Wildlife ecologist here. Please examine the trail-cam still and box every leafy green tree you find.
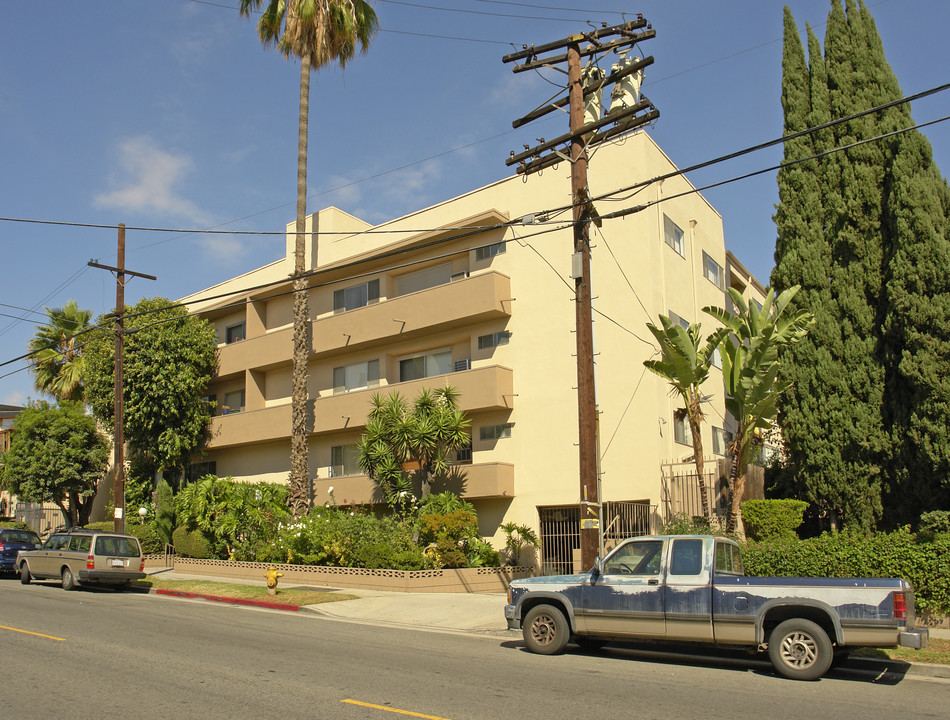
[358,387,471,512]
[27,300,93,402]
[644,317,729,520]
[1,401,109,527]
[155,478,176,545]
[84,297,217,486]
[704,286,813,534]
[240,0,379,517]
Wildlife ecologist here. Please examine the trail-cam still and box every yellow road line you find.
[342,699,454,720]
[0,624,66,641]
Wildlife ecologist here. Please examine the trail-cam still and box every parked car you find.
[505,534,929,680]
[0,528,41,575]
[18,527,145,591]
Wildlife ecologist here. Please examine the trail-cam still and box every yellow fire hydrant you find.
[264,566,283,596]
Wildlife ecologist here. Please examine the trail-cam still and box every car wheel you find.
[61,567,78,591]
[523,604,570,655]
[768,618,832,681]
[20,563,31,585]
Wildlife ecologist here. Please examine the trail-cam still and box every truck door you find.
[663,537,713,641]
[577,538,667,637]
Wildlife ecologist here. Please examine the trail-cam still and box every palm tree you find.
[703,286,813,534]
[240,1,379,517]
[27,300,94,402]
[644,317,729,520]
[358,387,471,513]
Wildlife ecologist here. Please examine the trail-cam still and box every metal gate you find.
[538,501,656,575]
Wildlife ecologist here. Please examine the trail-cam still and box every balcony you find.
[313,461,515,505]
[208,364,514,449]
[215,271,511,378]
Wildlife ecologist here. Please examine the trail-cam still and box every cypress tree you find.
[772,10,852,528]
[881,129,950,523]
[772,1,950,530]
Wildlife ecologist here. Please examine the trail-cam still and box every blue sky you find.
[2,0,948,406]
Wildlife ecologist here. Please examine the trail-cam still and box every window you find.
[711,346,722,369]
[187,461,217,483]
[751,298,763,314]
[664,215,685,257]
[478,331,510,350]
[333,359,380,394]
[673,413,692,446]
[480,424,512,441]
[330,444,361,477]
[225,322,245,344]
[396,263,451,296]
[455,437,472,463]
[668,311,690,330]
[333,279,380,313]
[68,535,92,552]
[703,251,725,289]
[475,241,506,261]
[715,541,743,574]
[222,389,244,414]
[712,427,734,456]
[670,538,703,576]
[603,539,663,575]
[399,349,452,382]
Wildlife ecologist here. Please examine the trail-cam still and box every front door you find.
[577,538,667,637]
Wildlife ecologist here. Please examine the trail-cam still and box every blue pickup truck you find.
[505,534,929,680]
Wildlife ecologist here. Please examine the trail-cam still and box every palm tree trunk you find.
[687,395,710,521]
[289,53,313,517]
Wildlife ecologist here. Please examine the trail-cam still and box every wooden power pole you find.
[89,224,156,534]
[503,18,658,570]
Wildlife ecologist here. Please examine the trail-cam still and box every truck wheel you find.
[768,618,832,681]
[61,567,78,591]
[523,604,570,655]
[20,563,31,585]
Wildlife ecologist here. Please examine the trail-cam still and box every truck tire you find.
[523,604,570,655]
[768,618,833,681]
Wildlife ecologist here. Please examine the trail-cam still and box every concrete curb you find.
[153,587,300,612]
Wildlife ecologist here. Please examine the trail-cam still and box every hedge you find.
[742,527,950,615]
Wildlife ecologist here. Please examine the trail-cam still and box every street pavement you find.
[145,567,950,678]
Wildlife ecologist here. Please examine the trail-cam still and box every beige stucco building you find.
[180,132,766,572]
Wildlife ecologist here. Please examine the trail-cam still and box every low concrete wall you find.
[144,555,533,594]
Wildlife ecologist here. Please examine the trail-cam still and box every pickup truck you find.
[504,534,929,680]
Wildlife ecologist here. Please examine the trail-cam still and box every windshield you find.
[0,530,40,544]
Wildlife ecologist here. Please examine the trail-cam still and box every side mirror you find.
[590,557,603,580]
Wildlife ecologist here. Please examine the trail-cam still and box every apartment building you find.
[180,132,765,572]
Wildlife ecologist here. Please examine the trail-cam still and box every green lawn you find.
[133,577,358,607]
[854,638,950,666]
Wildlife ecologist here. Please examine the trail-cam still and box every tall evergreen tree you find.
[881,129,950,522]
[773,0,949,529]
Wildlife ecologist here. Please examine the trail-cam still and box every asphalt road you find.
[1,578,947,720]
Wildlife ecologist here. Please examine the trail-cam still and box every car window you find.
[44,535,69,551]
[715,542,743,574]
[670,538,703,576]
[95,536,140,557]
[603,540,663,576]
[1,530,40,543]
[68,535,92,552]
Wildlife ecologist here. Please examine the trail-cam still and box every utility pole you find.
[503,18,658,570]
[89,224,156,534]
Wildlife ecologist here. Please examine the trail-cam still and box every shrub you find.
[172,526,213,559]
[742,528,950,615]
[741,499,807,542]
[0,521,32,531]
[918,510,950,540]
[126,521,164,554]
[84,521,116,532]
[155,479,175,545]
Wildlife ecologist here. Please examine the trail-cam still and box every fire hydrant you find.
[264,566,283,596]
